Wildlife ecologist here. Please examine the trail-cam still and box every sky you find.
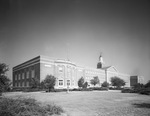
[0,0,150,83]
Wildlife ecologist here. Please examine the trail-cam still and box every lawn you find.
[3,90,150,116]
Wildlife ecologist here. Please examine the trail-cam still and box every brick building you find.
[13,55,131,89]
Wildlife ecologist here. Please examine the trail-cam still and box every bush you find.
[101,81,109,87]
[0,97,64,116]
[70,88,92,91]
[71,88,80,91]
[83,82,88,89]
[23,88,44,92]
[110,76,125,88]
[45,89,68,92]
[90,76,100,86]
[145,80,150,88]
[81,88,93,91]
[90,87,108,91]
[78,77,85,88]
[42,75,56,92]
[121,87,150,95]
[121,88,133,93]
[139,88,150,95]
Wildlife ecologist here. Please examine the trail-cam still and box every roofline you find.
[13,56,40,69]
[101,66,118,72]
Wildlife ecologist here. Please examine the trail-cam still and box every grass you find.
[0,97,64,116]
[3,90,150,116]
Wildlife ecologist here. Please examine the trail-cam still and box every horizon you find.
[0,0,150,83]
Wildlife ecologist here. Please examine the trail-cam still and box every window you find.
[22,82,24,87]
[22,73,24,79]
[26,71,29,78]
[18,82,20,87]
[59,80,63,86]
[15,75,17,80]
[67,80,70,86]
[31,70,35,78]
[18,74,20,80]
[72,80,74,86]
[67,67,71,78]
[59,67,63,72]
[26,81,29,87]
[15,83,17,87]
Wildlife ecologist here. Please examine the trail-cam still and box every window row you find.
[58,80,73,86]
[85,71,104,75]
[14,81,29,87]
[14,70,35,80]
[58,67,76,73]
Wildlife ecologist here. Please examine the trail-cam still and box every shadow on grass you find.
[133,103,150,108]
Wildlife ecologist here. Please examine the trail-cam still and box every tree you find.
[90,76,100,86]
[42,75,56,92]
[145,80,150,88]
[0,63,11,95]
[30,77,40,89]
[78,77,84,88]
[133,83,144,89]
[83,82,88,89]
[101,81,109,87]
[110,76,125,88]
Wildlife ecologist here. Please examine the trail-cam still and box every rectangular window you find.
[15,75,17,80]
[22,73,24,79]
[59,67,63,72]
[31,70,35,78]
[18,74,20,80]
[67,67,71,78]
[22,82,24,87]
[26,81,29,87]
[67,80,70,86]
[26,71,29,78]
[72,80,74,86]
[59,80,63,86]
[15,83,17,87]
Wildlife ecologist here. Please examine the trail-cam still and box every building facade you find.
[130,76,144,87]
[13,55,131,89]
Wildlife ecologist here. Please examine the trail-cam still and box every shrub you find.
[42,75,56,92]
[30,78,40,89]
[139,88,150,95]
[70,88,92,91]
[145,80,150,88]
[22,88,43,92]
[0,63,11,95]
[90,87,108,91]
[81,88,93,91]
[0,97,64,116]
[133,83,144,89]
[101,81,109,87]
[71,88,80,91]
[121,87,150,95]
[83,82,88,89]
[78,77,85,88]
[121,88,133,93]
[45,89,68,92]
[90,76,100,86]
[110,76,125,88]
